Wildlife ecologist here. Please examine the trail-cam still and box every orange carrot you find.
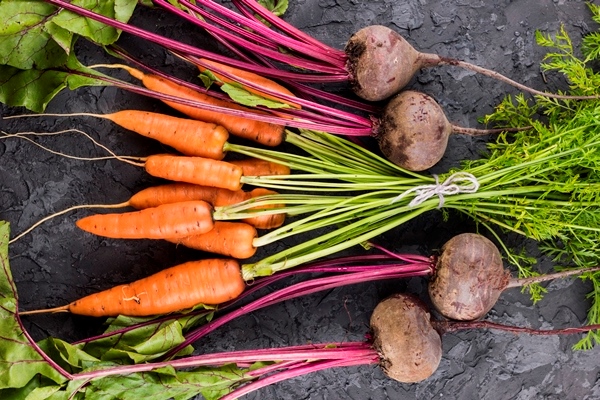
[198,58,301,109]
[12,183,285,244]
[124,66,285,146]
[129,185,285,229]
[20,259,245,317]
[229,158,291,177]
[244,188,286,229]
[128,183,242,209]
[144,154,244,191]
[167,221,257,259]
[76,200,214,239]
[107,110,229,159]
[4,110,229,159]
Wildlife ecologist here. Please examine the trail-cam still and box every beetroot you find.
[428,233,511,321]
[370,293,442,383]
[377,90,453,171]
[345,25,439,102]
[376,90,521,171]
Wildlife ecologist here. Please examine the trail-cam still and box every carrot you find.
[10,183,285,244]
[106,110,229,159]
[123,66,285,146]
[128,183,240,209]
[4,111,230,159]
[20,259,245,317]
[197,58,301,109]
[167,221,257,259]
[76,200,214,239]
[144,154,244,191]
[228,158,291,177]
[244,188,286,230]
[131,184,286,229]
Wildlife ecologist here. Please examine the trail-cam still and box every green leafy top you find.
[258,0,289,17]
[0,222,68,391]
[0,0,138,70]
[0,0,140,112]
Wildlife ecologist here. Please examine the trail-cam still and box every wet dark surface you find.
[1,0,600,399]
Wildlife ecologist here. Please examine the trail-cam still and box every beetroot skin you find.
[345,25,423,102]
[377,90,453,171]
[370,293,442,383]
[428,233,511,321]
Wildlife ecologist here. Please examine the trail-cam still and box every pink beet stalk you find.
[68,320,600,397]
[229,0,345,56]
[163,0,347,69]
[219,347,378,400]
[43,0,383,137]
[161,260,433,359]
[72,253,428,347]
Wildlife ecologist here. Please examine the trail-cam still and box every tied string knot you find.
[392,172,480,208]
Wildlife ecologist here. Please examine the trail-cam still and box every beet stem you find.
[506,265,600,289]
[162,263,431,359]
[175,0,347,69]
[220,353,378,400]
[46,0,348,83]
[231,0,346,57]
[156,0,345,72]
[72,343,377,381]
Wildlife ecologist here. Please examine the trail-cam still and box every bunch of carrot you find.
[9,60,315,318]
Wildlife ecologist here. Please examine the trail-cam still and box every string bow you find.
[392,172,480,208]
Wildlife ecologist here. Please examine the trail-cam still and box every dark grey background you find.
[1,0,599,399]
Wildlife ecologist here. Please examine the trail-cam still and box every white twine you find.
[392,172,480,208]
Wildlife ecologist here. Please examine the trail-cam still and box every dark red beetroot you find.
[378,90,453,171]
[376,90,523,171]
[345,25,440,102]
[428,233,511,321]
[370,293,442,383]
[344,25,599,102]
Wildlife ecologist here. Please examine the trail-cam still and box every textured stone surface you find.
[1,0,599,399]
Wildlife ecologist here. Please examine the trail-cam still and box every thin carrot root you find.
[20,259,246,317]
[166,221,258,259]
[120,65,285,146]
[9,202,130,244]
[144,154,244,191]
[5,111,230,159]
[229,158,291,177]
[0,129,144,166]
[19,305,70,315]
[76,200,214,239]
